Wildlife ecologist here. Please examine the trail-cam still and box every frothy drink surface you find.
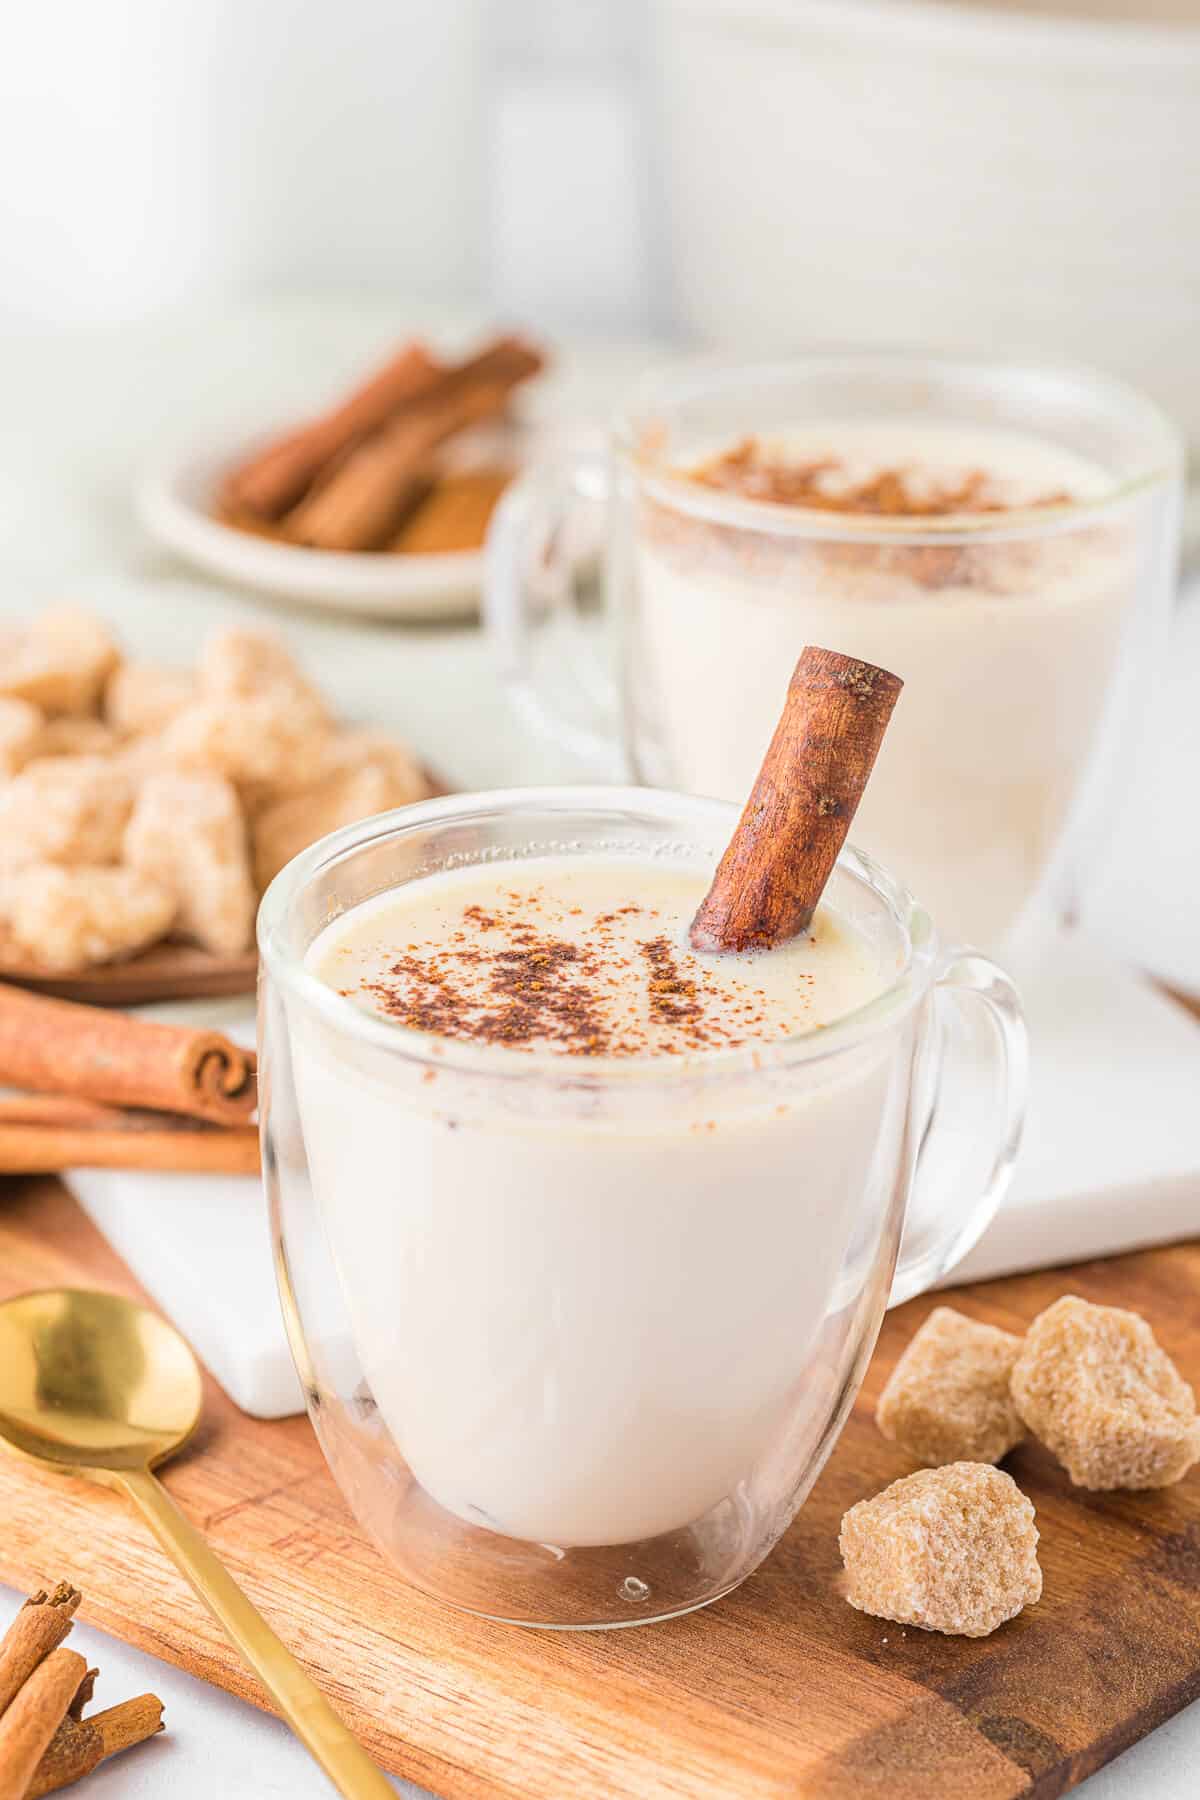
[295,855,899,1548]
[310,858,880,1058]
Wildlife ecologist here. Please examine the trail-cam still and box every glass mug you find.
[487,354,1182,951]
[258,786,1027,1629]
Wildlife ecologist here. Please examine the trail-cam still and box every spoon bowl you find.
[0,1288,202,1474]
[0,1285,394,1798]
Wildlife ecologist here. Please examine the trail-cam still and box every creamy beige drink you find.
[635,420,1129,946]
[294,854,897,1549]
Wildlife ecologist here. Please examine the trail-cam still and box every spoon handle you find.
[119,1467,397,1799]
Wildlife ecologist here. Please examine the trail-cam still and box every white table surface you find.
[1,298,1198,1799]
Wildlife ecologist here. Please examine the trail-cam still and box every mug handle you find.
[486,445,622,770]
[889,949,1028,1307]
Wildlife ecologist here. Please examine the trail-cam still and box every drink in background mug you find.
[487,355,1182,950]
[259,787,1026,1627]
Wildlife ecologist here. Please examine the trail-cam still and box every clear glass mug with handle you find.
[258,785,1027,1629]
[487,354,1182,951]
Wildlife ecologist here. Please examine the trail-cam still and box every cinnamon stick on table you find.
[29,1693,165,1799]
[0,983,256,1126]
[0,1583,164,1799]
[690,646,903,954]
[0,1648,88,1800]
[222,339,444,520]
[0,1104,261,1177]
[0,1587,80,1718]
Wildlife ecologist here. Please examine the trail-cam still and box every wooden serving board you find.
[0,1178,1198,1799]
[0,942,260,1007]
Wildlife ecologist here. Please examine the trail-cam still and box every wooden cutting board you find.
[0,1178,1198,1799]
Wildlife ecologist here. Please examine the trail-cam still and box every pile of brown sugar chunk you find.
[840,1295,1200,1638]
[0,609,431,972]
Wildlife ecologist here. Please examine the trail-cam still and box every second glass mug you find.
[487,353,1182,951]
[259,786,1027,1628]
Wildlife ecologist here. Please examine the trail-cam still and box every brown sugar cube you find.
[160,695,331,803]
[877,1306,1025,1466]
[198,626,331,725]
[105,661,195,736]
[315,727,431,795]
[114,730,171,784]
[0,863,176,972]
[0,755,132,869]
[0,606,120,715]
[252,757,427,891]
[0,698,43,777]
[124,770,256,956]
[840,1462,1042,1638]
[35,715,121,758]
[1011,1295,1200,1489]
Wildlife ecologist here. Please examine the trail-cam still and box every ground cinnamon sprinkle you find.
[350,891,778,1056]
[640,438,1100,595]
[690,438,1072,517]
[640,936,702,1030]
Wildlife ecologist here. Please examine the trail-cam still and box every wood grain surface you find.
[0,1178,1197,1799]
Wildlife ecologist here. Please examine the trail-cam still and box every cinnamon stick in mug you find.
[690,646,902,954]
[0,984,257,1125]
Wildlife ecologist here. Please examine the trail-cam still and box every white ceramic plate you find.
[135,441,492,621]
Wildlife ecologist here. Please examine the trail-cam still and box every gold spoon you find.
[0,1287,395,1799]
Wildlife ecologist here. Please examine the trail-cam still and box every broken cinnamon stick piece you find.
[690,646,903,954]
[0,1586,80,1718]
[0,1648,87,1800]
[0,984,256,1126]
[28,1693,164,1799]
[222,340,444,520]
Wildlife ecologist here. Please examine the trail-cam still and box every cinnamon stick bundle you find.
[286,335,545,552]
[690,646,903,954]
[286,382,505,551]
[222,339,443,520]
[0,1583,163,1799]
[0,984,256,1127]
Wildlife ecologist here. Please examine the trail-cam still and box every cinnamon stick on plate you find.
[222,339,444,520]
[286,335,545,552]
[0,983,257,1126]
[690,646,903,954]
